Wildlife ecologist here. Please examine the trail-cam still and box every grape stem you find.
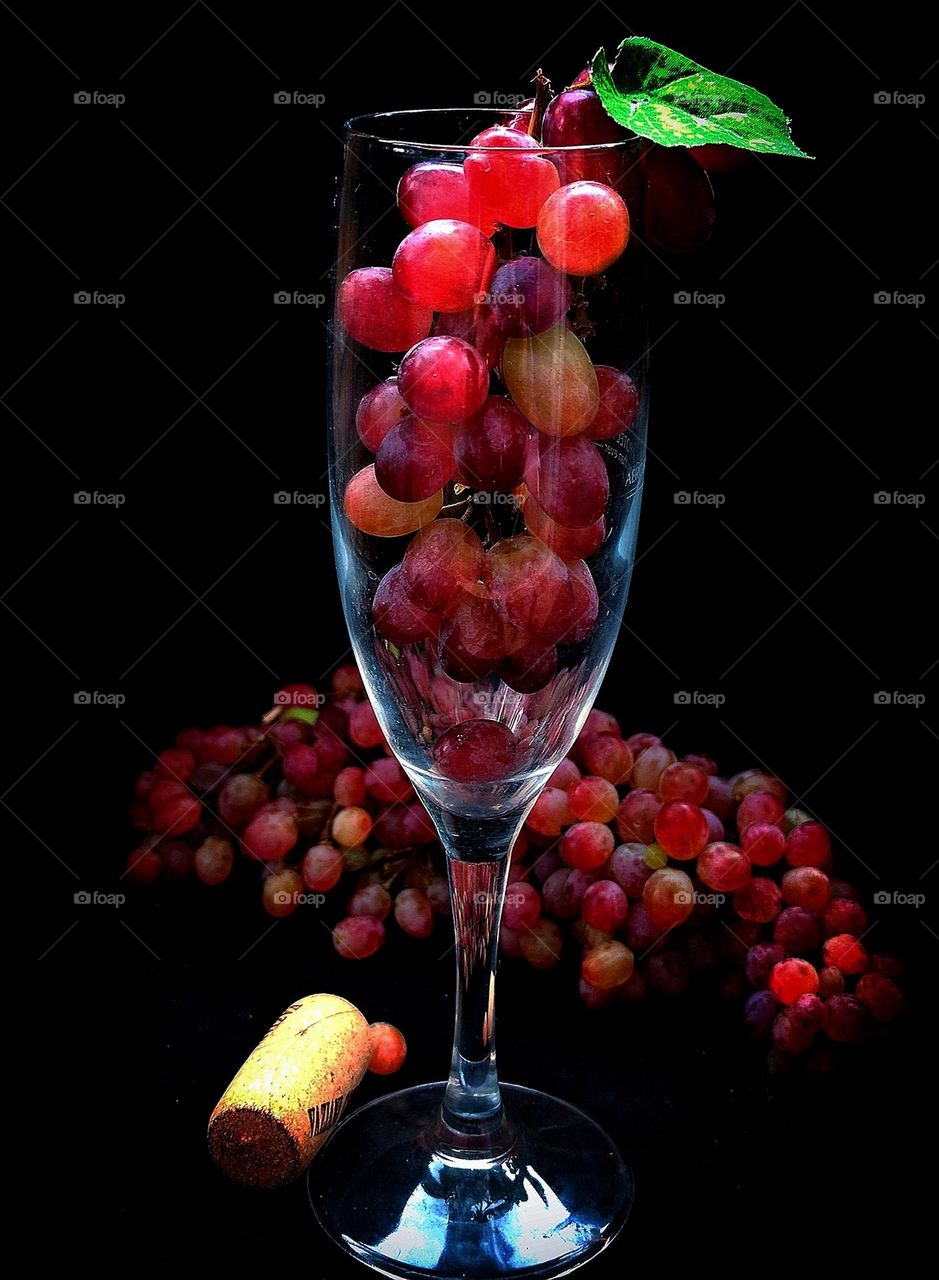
[527,68,552,140]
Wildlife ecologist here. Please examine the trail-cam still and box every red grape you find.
[819,897,868,938]
[561,559,599,644]
[642,867,695,929]
[487,536,575,645]
[126,846,161,885]
[263,867,303,918]
[541,89,629,185]
[582,879,628,932]
[745,989,781,1039]
[283,744,323,795]
[733,877,782,923]
[395,887,435,938]
[786,821,831,867]
[367,1022,407,1074]
[218,773,268,827]
[585,366,639,440]
[344,464,442,537]
[615,788,663,844]
[523,495,605,559]
[497,642,558,694]
[569,776,619,824]
[333,915,385,959]
[658,761,709,805]
[823,994,867,1042]
[464,128,560,228]
[855,972,904,1022]
[610,843,653,897]
[537,181,629,275]
[781,866,830,910]
[503,882,542,930]
[697,842,752,892]
[560,821,615,870]
[398,162,494,233]
[821,933,868,975]
[356,379,408,452]
[736,791,785,832]
[348,883,392,921]
[520,917,563,969]
[769,957,819,1005]
[741,821,786,867]
[332,806,372,847]
[773,906,823,952]
[372,564,442,646]
[524,434,609,527]
[432,719,517,782]
[487,257,571,338]
[653,801,709,861]
[334,767,367,808]
[746,941,787,989]
[581,939,634,989]
[242,808,298,861]
[398,335,489,423]
[453,396,529,491]
[393,219,496,313]
[363,758,413,806]
[194,835,233,886]
[302,844,343,892]
[338,267,432,351]
[643,146,715,254]
[375,417,455,503]
[527,786,573,837]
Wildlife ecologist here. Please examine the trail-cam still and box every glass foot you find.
[308,1082,633,1280]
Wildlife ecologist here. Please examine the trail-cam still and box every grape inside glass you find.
[310,108,647,1280]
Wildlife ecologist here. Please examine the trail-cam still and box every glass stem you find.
[434,814,520,1138]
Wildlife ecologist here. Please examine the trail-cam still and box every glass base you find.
[308,1082,633,1280]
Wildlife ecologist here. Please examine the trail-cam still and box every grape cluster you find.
[126,663,905,1067]
[127,670,448,958]
[337,79,652,786]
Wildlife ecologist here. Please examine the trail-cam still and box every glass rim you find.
[344,107,636,154]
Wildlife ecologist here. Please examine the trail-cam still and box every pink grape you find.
[398,335,489,424]
[395,887,434,938]
[464,127,560,228]
[487,536,575,644]
[373,564,442,645]
[356,379,408,451]
[769,957,819,1005]
[653,801,708,861]
[742,821,786,866]
[282,744,322,794]
[582,879,629,932]
[348,701,385,749]
[332,806,372,847]
[397,162,494,234]
[541,89,629,185]
[585,366,639,440]
[610,843,653,897]
[524,433,609,527]
[453,396,529,491]
[487,257,571,338]
[348,884,392,921]
[736,790,785,832]
[194,835,233,886]
[527,787,573,837]
[822,933,868,975]
[537,181,630,276]
[432,719,518,782]
[439,587,507,681]
[781,866,830,910]
[697,842,752,892]
[548,758,580,791]
[338,267,432,351]
[375,417,455,503]
[334,767,367,808]
[402,519,485,612]
[560,821,615,870]
[503,882,542,930]
[733,877,782,924]
[333,915,385,959]
[344,464,442,537]
[218,773,268,827]
[581,939,634,989]
[504,325,599,438]
[642,867,695,930]
[523,495,605,559]
[392,219,496,313]
[263,868,303,918]
[658,762,709,805]
[368,1022,408,1074]
[302,844,343,892]
[364,758,414,805]
[580,733,633,785]
[569,776,619,824]
[615,789,663,845]
[786,821,831,867]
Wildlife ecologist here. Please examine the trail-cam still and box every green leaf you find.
[591,37,811,158]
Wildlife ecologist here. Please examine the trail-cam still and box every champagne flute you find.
[310,108,647,1280]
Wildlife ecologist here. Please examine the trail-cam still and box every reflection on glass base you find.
[308,1083,633,1280]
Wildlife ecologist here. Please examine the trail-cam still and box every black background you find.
[6,1,936,1270]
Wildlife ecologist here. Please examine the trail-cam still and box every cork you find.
[208,993,371,1189]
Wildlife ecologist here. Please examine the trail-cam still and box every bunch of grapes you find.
[126,664,905,1067]
[335,68,719,786]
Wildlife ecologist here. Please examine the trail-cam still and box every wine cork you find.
[208,993,371,1189]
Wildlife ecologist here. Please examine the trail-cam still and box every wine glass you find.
[309,108,648,1280]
